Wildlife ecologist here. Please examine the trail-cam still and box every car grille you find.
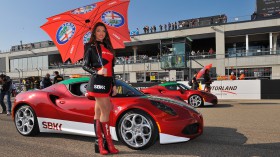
[182,123,199,135]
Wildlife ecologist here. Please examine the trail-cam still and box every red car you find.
[12,78,203,150]
[141,82,218,108]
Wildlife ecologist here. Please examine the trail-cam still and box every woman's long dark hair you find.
[89,22,115,55]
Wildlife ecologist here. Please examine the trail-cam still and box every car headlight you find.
[150,100,177,116]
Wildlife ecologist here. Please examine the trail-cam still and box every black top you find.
[42,77,52,88]
[53,75,64,84]
[1,76,12,92]
[82,42,116,86]
[204,74,211,85]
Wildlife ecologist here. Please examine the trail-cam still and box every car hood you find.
[145,95,199,113]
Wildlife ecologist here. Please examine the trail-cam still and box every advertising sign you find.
[179,80,261,99]
[256,0,280,17]
[210,80,261,99]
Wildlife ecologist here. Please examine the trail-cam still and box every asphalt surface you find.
[1,99,280,157]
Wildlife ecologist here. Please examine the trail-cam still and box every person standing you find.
[0,74,12,115]
[191,72,199,90]
[239,70,245,80]
[203,69,212,92]
[230,72,236,80]
[53,71,64,84]
[159,24,163,31]
[42,73,52,89]
[83,22,118,155]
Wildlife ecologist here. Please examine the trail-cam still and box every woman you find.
[83,22,118,155]
[203,69,212,92]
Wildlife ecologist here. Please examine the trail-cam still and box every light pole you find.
[35,68,40,76]
[15,68,20,80]
[19,69,23,78]
[39,68,42,77]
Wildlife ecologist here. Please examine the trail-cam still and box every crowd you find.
[142,21,180,34]
[0,71,64,116]
[191,48,215,56]
[140,14,227,35]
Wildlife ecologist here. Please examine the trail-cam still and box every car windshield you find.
[115,81,144,97]
[178,83,190,90]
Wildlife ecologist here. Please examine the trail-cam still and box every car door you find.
[55,82,95,124]
[164,84,182,97]
[53,82,95,135]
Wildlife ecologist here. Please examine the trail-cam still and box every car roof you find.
[159,82,178,86]
[59,77,90,85]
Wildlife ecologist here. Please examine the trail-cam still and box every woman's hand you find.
[97,67,107,76]
[112,86,117,96]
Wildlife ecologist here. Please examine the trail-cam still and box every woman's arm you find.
[82,44,102,74]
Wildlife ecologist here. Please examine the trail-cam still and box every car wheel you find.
[14,105,39,136]
[189,95,204,107]
[117,110,158,150]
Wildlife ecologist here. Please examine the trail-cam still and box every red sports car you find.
[12,78,203,150]
[141,82,218,108]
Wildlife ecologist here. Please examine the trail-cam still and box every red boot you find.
[101,122,119,154]
[95,120,108,155]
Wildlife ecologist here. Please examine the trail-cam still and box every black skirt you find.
[87,74,113,97]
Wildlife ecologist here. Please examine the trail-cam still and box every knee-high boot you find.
[95,120,108,155]
[100,122,119,154]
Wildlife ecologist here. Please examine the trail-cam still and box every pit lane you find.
[0,99,280,157]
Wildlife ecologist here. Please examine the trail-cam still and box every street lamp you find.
[35,68,40,76]
[39,68,42,77]
[19,69,23,78]
[15,68,20,79]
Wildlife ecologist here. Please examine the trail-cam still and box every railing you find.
[225,50,280,58]
[131,15,252,36]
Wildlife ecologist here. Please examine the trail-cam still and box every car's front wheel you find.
[14,105,39,136]
[117,110,158,150]
[189,95,204,107]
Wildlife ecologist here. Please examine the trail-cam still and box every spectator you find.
[230,72,236,80]
[251,12,257,20]
[168,22,171,30]
[219,15,223,23]
[223,15,227,23]
[0,74,12,115]
[164,24,167,31]
[174,22,177,29]
[181,21,185,28]
[203,69,212,92]
[209,48,214,55]
[143,27,146,34]
[172,23,175,30]
[136,28,139,35]
[191,72,199,90]
[150,26,153,33]
[210,17,214,25]
[42,73,52,88]
[159,24,163,31]
[239,70,245,80]
[191,50,196,56]
[146,26,149,33]
[153,25,156,32]
[53,71,64,84]
[196,18,200,26]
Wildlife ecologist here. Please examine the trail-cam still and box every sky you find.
[0,0,255,52]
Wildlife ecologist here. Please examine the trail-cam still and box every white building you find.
[1,17,280,82]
